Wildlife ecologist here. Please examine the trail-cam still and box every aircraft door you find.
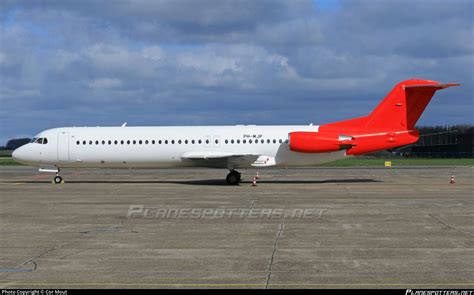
[57,131,70,161]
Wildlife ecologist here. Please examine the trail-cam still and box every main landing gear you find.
[226,170,241,185]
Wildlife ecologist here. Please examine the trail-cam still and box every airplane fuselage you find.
[12,79,459,184]
[14,125,346,169]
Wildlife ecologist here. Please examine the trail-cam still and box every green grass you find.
[0,157,24,166]
[322,157,474,167]
[0,156,472,167]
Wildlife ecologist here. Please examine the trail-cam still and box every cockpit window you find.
[33,137,48,144]
[30,138,37,143]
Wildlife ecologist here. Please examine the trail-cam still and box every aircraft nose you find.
[12,145,28,163]
[12,147,21,160]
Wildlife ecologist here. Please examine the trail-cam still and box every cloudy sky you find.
[0,0,472,144]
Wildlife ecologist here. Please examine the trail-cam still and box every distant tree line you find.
[0,138,31,150]
[416,125,473,135]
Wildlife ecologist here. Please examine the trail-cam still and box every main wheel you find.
[53,175,63,184]
[226,171,240,185]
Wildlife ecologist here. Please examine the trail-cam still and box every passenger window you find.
[231,139,234,144]
[165,140,168,144]
[279,139,283,143]
[95,140,99,145]
[108,140,111,145]
[205,139,209,144]
[121,140,124,145]
[191,140,195,144]
[249,139,252,143]
[185,140,188,144]
[89,140,93,145]
[152,140,155,144]
[225,139,228,144]
[198,140,202,144]
[178,140,182,144]
[76,141,80,145]
[127,140,131,145]
[171,140,175,144]
[273,139,276,144]
[159,140,162,144]
[237,139,240,144]
[102,140,105,145]
[139,140,142,144]
[145,140,148,144]
[215,139,218,144]
[267,139,270,144]
[114,140,118,145]
[261,139,264,143]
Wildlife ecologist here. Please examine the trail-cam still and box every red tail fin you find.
[365,79,459,131]
[317,79,460,155]
[321,79,460,134]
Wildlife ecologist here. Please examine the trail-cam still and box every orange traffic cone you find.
[252,176,257,187]
[450,175,455,184]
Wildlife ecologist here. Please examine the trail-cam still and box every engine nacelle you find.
[289,132,353,153]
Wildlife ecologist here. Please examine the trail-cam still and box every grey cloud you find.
[0,0,472,144]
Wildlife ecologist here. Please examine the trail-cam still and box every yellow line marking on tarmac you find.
[1,282,473,287]
[0,182,24,185]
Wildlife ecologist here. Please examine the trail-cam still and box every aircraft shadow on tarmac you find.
[14,178,382,186]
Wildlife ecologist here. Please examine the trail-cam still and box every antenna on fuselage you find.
[121,122,127,127]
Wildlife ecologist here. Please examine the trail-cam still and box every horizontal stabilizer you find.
[404,83,460,90]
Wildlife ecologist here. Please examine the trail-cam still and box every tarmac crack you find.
[80,223,121,234]
[12,221,131,273]
[427,213,474,237]
[264,221,284,289]
[249,200,256,210]
[16,240,72,272]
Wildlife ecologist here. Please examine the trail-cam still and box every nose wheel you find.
[53,175,63,184]
[52,168,63,184]
[226,170,241,185]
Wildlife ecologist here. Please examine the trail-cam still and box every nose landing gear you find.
[226,170,241,185]
[39,167,63,184]
[53,175,63,184]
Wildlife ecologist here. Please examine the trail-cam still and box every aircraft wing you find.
[180,151,275,169]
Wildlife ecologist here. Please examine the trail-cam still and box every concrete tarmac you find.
[0,166,472,288]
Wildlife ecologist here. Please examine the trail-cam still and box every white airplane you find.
[13,79,459,185]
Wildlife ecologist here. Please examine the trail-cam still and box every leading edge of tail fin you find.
[365,79,460,131]
[320,79,460,133]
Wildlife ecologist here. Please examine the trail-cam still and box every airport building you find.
[395,126,474,158]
